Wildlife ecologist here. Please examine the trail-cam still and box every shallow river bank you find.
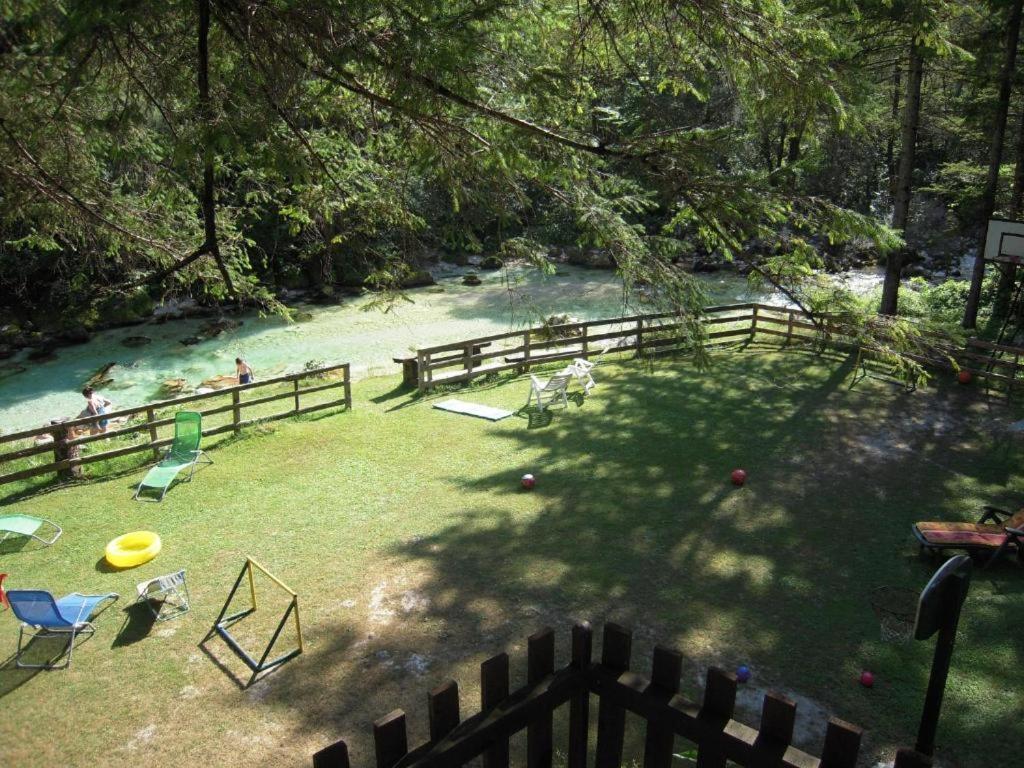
[0,264,882,433]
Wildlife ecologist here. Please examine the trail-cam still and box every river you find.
[0,263,883,434]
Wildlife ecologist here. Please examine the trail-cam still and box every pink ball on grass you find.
[521,474,536,490]
[731,469,747,487]
[860,670,875,688]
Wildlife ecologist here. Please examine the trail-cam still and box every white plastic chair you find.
[135,569,190,622]
[526,373,572,410]
[565,358,596,394]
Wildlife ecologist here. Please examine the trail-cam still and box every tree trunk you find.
[964,0,1024,328]
[886,62,902,202]
[786,120,804,165]
[197,0,235,296]
[880,41,924,316]
[994,112,1024,318]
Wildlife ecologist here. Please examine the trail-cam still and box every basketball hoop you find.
[870,586,918,643]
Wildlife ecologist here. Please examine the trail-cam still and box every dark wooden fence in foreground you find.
[0,362,352,486]
[413,303,1024,393]
[314,623,932,768]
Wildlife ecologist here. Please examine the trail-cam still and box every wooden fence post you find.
[428,679,461,743]
[481,653,510,768]
[293,379,300,412]
[373,710,409,768]
[786,311,795,344]
[50,419,82,481]
[313,740,350,768]
[752,692,797,766]
[527,628,555,768]
[819,718,862,768]
[463,343,474,375]
[146,406,159,458]
[343,364,352,409]
[569,623,593,768]
[416,351,427,393]
[595,623,632,768]
[582,324,590,357]
[523,331,532,373]
[635,318,644,357]
[751,305,759,341]
[643,646,683,768]
[232,389,242,433]
[695,667,736,768]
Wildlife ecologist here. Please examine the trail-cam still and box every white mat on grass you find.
[434,399,513,421]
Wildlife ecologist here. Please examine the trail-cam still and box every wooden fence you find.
[413,303,1024,393]
[0,362,352,487]
[314,623,933,768]
[414,304,756,391]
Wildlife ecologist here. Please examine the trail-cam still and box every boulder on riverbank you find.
[84,362,117,389]
[200,374,238,390]
[157,378,191,398]
[199,318,243,339]
[399,270,436,288]
[462,273,483,286]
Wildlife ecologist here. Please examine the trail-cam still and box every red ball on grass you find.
[731,469,747,487]
[859,670,875,688]
[957,370,972,385]
[521,473,536,490]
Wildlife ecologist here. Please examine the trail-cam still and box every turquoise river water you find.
[0,263,881,434]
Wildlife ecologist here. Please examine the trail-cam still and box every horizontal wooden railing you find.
[415,304,756,391]
[0,362,352,487]
[413,303,1024,393]
[314,623,933,768]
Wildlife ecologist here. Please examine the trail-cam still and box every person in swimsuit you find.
[235,358,254,384]
[82,387,112,434]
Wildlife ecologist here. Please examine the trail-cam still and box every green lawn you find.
[1,347,1021,768]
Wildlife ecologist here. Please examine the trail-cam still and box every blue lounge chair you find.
[6,589,119,669]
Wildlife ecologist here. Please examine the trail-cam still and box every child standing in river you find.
[235,358,255,384]
[82,387,112,434]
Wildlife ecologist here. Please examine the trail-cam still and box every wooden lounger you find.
[913,506,1024,567]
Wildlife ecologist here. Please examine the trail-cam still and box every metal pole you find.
[915,590,965,756]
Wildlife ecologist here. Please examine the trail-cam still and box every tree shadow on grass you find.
[247,349,1022,767]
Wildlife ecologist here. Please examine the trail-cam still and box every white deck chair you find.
[563,358,596,394]
[526,373,572,410]
[135,569,190,622]
[562,337,625,395]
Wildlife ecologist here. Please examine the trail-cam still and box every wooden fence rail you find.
[415,305,756,391]
[314,623,933,768]
[0,362,352,486]
[413,303,1024,393]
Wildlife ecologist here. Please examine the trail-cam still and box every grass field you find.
[1,346,1022,768]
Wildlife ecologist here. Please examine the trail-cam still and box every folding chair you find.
[0,514,62,546]
[135,569,190,621]
[561,358,596,394]
[135,411,212,501]
[6,589,119,669]
[526,373,572,410]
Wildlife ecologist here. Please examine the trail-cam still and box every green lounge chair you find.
[134,412,212,501]
[0,514,62,546]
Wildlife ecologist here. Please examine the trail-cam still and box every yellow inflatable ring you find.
[105,531,162,568]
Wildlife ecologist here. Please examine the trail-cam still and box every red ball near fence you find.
[521,473,536,490]
[731,469,747,487]
[859,670,874,688]
[958,370,972,385]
